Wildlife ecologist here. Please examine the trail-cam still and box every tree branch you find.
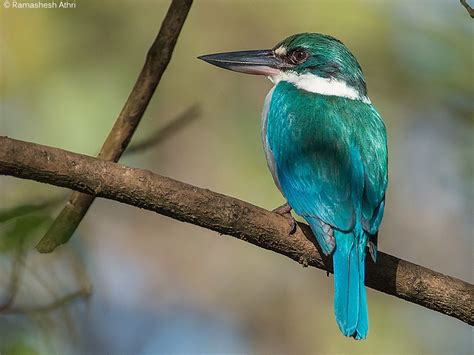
[1,289,91,315]
[0,248,91,315]
[126,105,200,155]
[36,0,194,253]
[460,0,474,17]
[0,243,25,312]
[0,136,472,325]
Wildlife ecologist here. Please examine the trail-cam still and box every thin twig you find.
[0,195,64,223]
[0,235,91,315]
[460,0,474,17]
[1,288,91,315]
[0,136,472,325]
[13,252,91,316]
[0,242,25,311]
[36,0,193,253]
[126,105,200,155]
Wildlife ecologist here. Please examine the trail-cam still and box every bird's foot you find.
[272,203,297,235]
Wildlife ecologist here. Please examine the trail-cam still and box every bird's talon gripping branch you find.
[272,202,297,235]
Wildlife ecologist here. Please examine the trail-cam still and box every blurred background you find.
[0,0,472,354]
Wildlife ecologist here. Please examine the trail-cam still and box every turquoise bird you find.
[199,33,388,339]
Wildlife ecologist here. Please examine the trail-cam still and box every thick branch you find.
[0,136,472,325]
[37,0,193,253]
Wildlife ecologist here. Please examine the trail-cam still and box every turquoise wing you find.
[344,100,388,235]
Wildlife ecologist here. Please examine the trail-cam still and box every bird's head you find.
[199,33,368,102]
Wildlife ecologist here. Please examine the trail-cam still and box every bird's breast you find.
[261,86,282,191]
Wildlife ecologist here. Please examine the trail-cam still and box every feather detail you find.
[306,216,335,255]
[333,228,369,339]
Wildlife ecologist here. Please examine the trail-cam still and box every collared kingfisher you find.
[199,33,388,340]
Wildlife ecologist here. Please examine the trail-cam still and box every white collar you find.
[268,71,371,104]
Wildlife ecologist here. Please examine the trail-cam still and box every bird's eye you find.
[290,49,308,64]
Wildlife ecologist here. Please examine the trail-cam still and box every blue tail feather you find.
[333,229,369,339]
[355,237,368,339]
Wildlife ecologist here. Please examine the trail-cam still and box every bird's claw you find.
[272,203,297,235]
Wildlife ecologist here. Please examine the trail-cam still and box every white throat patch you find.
[268,71,370,104]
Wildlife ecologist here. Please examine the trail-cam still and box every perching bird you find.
[199,33,388,340]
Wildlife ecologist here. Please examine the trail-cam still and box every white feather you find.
[268,71,371,104]
[274,46,287,56]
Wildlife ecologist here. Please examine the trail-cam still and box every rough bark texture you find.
[1,136,472,326]
[36,0,194,253]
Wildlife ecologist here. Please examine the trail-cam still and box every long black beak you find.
[198,49,282,76]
